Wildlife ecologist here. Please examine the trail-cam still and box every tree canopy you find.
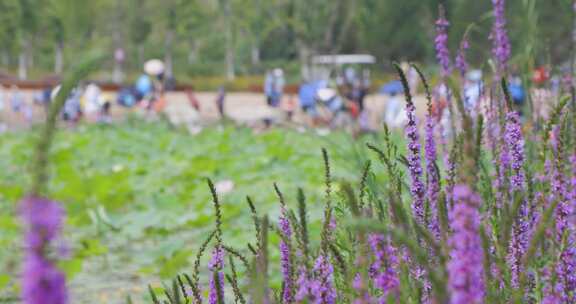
[0,0,573,80]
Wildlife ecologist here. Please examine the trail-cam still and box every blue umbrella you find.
[379,80,404,95]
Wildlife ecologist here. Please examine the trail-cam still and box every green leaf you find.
[58,258,83,279]
[0,274,10,289]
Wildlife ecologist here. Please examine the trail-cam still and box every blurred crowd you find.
[0,61,569,135]
[262,62,570,135]
[0,63,174,131]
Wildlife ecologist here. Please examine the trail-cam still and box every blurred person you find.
[527,66,549,121]
[0,85,5,132]
[10,85,24,114]
[10,85,32,125]
[532,66,549,87]
[341,67,362,116]
[83,83,102,121]
[358,110,371,132]
[61,88,83,125]
[346,97,360,119]
[152,93,167,113]
[434,84,451,138]
[117,86,137,107]
[133,73,154,114]
[33,85,52,117]
[463,70,483,112]
[357,69,371,112]
[401,62,419,95]
[186,87,201,111]
[264,68,285,107]
[316,87,350,128]
[0,97,4,128]
[561,69,573,93]
[433,84,449,118]
[141,73,166,117]
[281,94,296,121]
[298,81,321,126]
[509,75,525,115]
[340,67,355,104]
[98,98,112,124]
[135,73,154,102]
[264,71,272,104]
[358,73,375,133]
[384,91,406,128]
[344,66,356,84]
[216,85,226,119]
[550,74,561,97]
[0,85,5,112]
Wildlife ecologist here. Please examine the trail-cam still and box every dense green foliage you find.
[0,121,390,301]
[0,0,573,80]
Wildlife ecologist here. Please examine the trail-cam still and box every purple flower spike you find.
[23,254,68,304]
[504,111,525,190]
[352,273,373,304]
[542,266,563,304]
[405,99,426,224]
[278,206,294,303]
[368,233,399,300]
[503,110,528,287]
[570,154,576,207]
[425,114,440,239]
[208,245,225,304]
[435,6,451,78]
[490,0,511,74]
[310,254,336,304]
[507,215,529,288]
[21,196,68,304]
[556,243,576,303]
[295,265,310,301]
[21,196,65,250]
[447,185,485,304]
[296,256,336,304]
[494,126,510,210]
[552,163,576,302]
[455,36,470,78]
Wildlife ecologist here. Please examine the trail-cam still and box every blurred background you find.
[0,1,575,302]
[0,0,572,87]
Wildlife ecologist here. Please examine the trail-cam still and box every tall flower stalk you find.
[414,65,441,239]
[504,111,525,190]
[367,233,399,300]
[490,0,511,75]
[394,63,425,224]
[503,110,529,288]
[352,273,373,304]
[275,184,294,303]
[435,5,451,78]
[433,5,455,205]
[295,254,336,304]
[310,254,337,304]
[207,178,225,304]
[549,132,576,303]
[541,266,562,304]
[455,35,470,79]
[20,52,103,304]
[447,185,485,304]
[208,246,225,304]
[21,197,68,304]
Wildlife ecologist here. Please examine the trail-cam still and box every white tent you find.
[311,54,376,65]
[308,54,376,82]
